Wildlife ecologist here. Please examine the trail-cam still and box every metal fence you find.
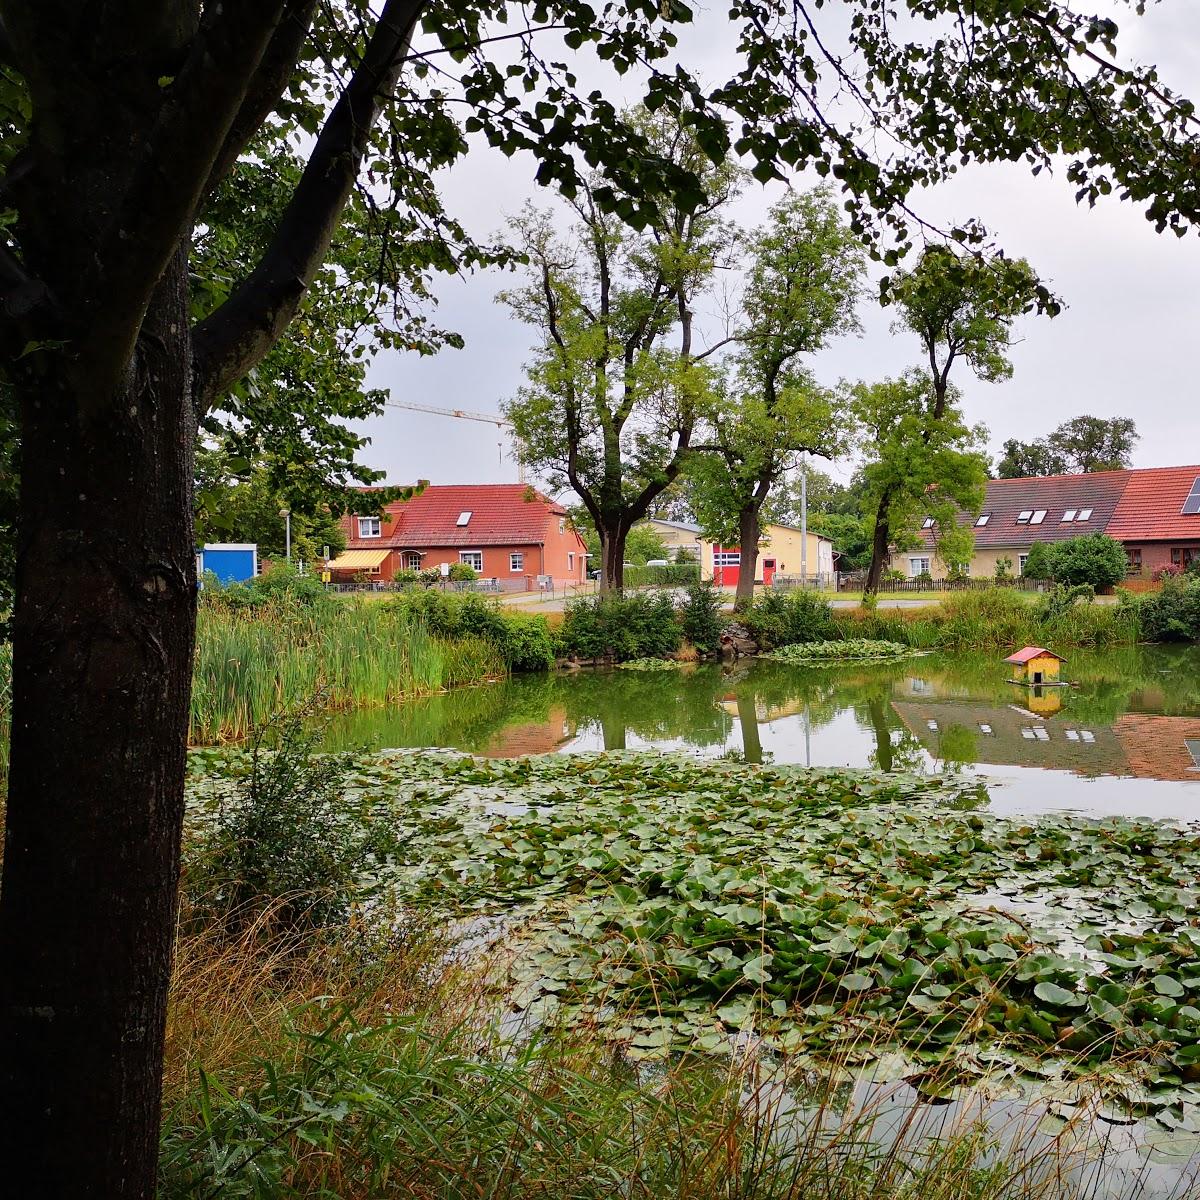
[830,573,1046,594]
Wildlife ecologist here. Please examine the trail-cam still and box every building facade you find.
[331,483,587,589]
[891,465,1200,581]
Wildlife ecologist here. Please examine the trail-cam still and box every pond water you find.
[320,643,1200,820]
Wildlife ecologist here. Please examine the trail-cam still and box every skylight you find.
[456,511,472,526]
[975,514,990,527]
[1077,508,1093,521]
[1030,510,1047,525]
[1062,509,1077,522]
[1016,510,1033,524]
[921,516,935,529]
[1182,477,1200,516]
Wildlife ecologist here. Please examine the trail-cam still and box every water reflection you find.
[319,644,1200,817]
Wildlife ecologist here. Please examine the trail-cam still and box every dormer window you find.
[456,511,472,527]
[975,514,990,527]
[357,516,381,538]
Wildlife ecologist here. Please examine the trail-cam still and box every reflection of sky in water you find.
[320,645,1200,821]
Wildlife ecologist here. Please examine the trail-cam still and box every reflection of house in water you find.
[482,706,576,757]
[1113,715,1200,782]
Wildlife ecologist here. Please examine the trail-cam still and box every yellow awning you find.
[328,549,390,570]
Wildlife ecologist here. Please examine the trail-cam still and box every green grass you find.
[191,597,503,744]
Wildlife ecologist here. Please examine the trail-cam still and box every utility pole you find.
[799,457,808,588]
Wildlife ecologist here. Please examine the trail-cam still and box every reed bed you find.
[191,598,503,744]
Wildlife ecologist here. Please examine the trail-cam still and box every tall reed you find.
[191,597,502,744]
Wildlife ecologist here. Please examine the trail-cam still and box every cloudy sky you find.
[352,2,1200,494]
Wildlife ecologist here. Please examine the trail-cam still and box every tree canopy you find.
[997,416,1139,477]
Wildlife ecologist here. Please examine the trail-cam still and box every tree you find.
[851,372,989,585]
[1023,541,1055,581]
[503,111,738,592]
[864,246,1045,591]
[689,189,863,605]
[2,2,1199,1192]
[995,438,1070,479]
[996,417,1139,477]
[1047,533,1129,589]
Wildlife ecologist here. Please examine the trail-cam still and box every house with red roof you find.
[329,484,587,589]
[893,464,1200,580]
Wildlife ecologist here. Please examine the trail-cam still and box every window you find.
[1077,508,1093,522]
[509,553,524,572]
[1016,511,1033,524]
[1030,510,1047,525]
[456,511,472,527]
[714,551,742,566]
[975,514,991,527]
[1181,477,1200,516]
[1185,739,1200,770]
[1171,548,1197,567]
[909,556,931,577]
[459,551,483,572]
[921,516,935,529]
[559,519,566,534]
[403,551,421,570]
[1127,548,1142,572]
[1062,509,1077,522]
[1080,730,1095,744]
[568,552,575,572]
[1018,554,1029,575]
[357,516,381,538]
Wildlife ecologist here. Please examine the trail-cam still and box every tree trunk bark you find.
[868,696,894,772]
[599,522,628,593]
[864,490,894,596]
[735,690,763,764]
[0,247,197,1197]
[734,504,760,609]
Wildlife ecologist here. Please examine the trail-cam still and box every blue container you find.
[198,543,258,585]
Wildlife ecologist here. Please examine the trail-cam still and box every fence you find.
[831,573,1046,594]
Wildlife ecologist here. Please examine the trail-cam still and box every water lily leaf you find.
[1033,981,1081,1007]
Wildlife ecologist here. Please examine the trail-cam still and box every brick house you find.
[330,483,587,589]
[892,464,1200,580]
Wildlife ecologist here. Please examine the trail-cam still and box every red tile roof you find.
[1003,646,1065,664]
[1105,465,1200,543]
[342,484,577,549]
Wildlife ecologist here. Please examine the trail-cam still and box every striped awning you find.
[327,549,390,571]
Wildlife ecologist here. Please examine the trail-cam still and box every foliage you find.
[763,640,915,664]
[997,417,1139,478]
[1022,542,1055,582]
[744,590,836,650]
[1034,583,1096,624]
[616,657,684,672]
[1139,578,1200,644]
[676,581,725,656]
[192,599,503,743]
[1046,534,1129,590]
[446,562,477,582]
[622,562,701,588]
[557,593,681,662]
[385,590,555,672]
[186,710,394,931]
[809,510,872,572]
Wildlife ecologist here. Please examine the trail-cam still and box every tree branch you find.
[193,0,425,412]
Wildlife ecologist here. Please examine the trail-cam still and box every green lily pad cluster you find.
[616,657,686,672]
[763,639,916,664]
[187,750,1200,1098]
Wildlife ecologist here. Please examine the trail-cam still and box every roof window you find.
[921,516,935,529]
[975,514,990,527]
[1016,511,1033,524]
[1030,510,1047,525]
[1062,509,1077,522]
[1077,508,1092,521]
[456,511,472,527]
[1182,477,1200,516]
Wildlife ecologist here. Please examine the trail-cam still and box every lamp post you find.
[280,508,291,561]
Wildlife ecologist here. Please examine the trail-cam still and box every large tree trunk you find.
[734,504,760,609]
[864,490,894,596]
[0,250,197,1197]
[599,522,628,593]
[735,689,763,764]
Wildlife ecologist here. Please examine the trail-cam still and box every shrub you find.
[200,561,331,611]
[187,709,394,931]
[623,561,700,588]
[557,592,681,661]
[1140,577,1200,642]
[1046,533,1128,589]
[1034,582,1095,623]
[1022,541,1053,581]
[447,562,477,582]
[496,612,556,671]
[676,581,723,655]
[743,590,835,650]
[394,567,421,585]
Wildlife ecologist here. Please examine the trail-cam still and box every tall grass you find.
[834,590,1141,651]
[191,597,502,744]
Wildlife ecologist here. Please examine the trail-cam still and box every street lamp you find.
[279,508,291,561]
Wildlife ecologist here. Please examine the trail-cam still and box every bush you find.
[623,561,701,588]
[496,612,557,671]
[1046,533,1128,589]
[393,567,421,585]
[200,561,332,611]
[1022,541,1053,581]
[558,592,681,661]
[187,709,393,931]
[447,562,477,582]
[1034,582,1095,623]
[743,590,835,650]
[1140,577,1200,642]
[676,581,723,655]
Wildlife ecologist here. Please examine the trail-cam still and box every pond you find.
[319,643,1200,820]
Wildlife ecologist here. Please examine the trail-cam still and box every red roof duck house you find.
[1003,646,1066,687]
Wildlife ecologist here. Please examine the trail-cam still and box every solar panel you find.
[1183,478,1200,515]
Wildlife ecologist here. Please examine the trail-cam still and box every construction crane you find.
[384,399,525,483]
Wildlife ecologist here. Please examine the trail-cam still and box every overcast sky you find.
[351,2,1200,494]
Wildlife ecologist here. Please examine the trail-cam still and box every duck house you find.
[1003,646,1065,687]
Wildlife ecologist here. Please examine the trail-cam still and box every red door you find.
[762,558,776,586]
[714,546,740,588]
